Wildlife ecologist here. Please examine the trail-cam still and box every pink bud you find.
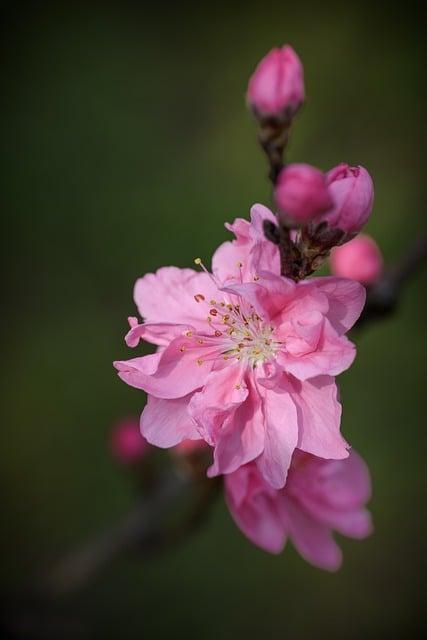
[274,163,333,223]
[247,45,304,119]
[330,234,383,285]
[109,417,150,466]
[320,164,374,234]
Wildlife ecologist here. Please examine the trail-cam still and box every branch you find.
[37,469,191,598]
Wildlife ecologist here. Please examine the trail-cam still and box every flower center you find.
[191,293,281,367]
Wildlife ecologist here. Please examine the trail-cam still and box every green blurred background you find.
[2,1,427,638]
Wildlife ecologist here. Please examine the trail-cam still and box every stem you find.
[38,470,190,598]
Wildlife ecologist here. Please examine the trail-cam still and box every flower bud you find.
[109,417,150,466]
[330,234,383,285]
[247,45,304,120]
[320,164,374,234]
[274,163,333,224]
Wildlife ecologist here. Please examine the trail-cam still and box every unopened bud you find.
[319,164,374,234]
[275,163,333,224]
[330,234,383,285]
[247,45,304,121]
[109,417,150,466]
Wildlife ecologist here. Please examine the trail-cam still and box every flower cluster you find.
[114,44,378,570]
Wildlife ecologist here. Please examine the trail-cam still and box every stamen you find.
[193,257,221,288]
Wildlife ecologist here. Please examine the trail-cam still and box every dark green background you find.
[2,1,427,638]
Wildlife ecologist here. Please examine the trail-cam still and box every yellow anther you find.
[197,358,204,366]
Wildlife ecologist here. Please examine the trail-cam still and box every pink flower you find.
[114,204,365,489]
[109,417,151,465]
[274,163,333,224]
[330,234,383,285]
[247,45,304,119]
[319,164,374,234]
[225,449,373,571]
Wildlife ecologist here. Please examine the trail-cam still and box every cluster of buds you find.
[247,46,381,284]
[112,43,381,571]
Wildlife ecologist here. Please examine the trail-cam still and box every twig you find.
[38,469,190,598]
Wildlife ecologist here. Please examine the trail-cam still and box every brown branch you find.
[37,469,191,598]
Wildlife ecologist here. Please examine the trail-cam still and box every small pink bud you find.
[274,163,333,223]
[320,164,374,234]
[247,45,304,119]
[330,234,383,285]
[109,417,150,466]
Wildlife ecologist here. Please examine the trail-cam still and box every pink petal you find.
[140,394,199,447]
[290,375,349,460]
[125,322,193,347]
[310,276,366,334]
[278,319,356,380]
[134,267,219,330]
[188,365,248,445]
[208,380,265,477]
[225,466,286,554]
[281,496,343,571]
[256,381,299,489]
[212,204,280,284]
[222,273,295,321]
[114,336,214,399]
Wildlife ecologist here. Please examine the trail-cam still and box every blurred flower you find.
[330,234,383,285]
[114,205,365,489]
[319,164,374,234]
[274,163,333,224]
[247,45,304,119]
[109,417,150,465]
[225,449,373,570]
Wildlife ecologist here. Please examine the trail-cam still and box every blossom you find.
[225,449,373,571]
[247,45,304,119]
[274,163,333,224]
[109,417,151,465]
[330,234,383,285]
[114,204,365,489]
[318,164,374,234]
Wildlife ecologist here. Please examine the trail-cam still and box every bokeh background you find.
[2,1,427,638]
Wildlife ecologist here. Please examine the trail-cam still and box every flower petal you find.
[222,273,295,321]
[134,267,219,330]
[281,496,343,571]
[188,365,248,445]
[140,394,199,447]
[256,381,299,489]
[225,465,286,554]
[277,319,356,380]
[114,336,214,399]
[125,322,193,347]
[208,379,264,477]
[290,375,349,460]
[310,276,366,334]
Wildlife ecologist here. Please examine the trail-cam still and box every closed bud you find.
[109,417,150,466]
[330,234,383,285]
[320,164,374,234]
[274,163,333,224]
[247,45,304,120]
